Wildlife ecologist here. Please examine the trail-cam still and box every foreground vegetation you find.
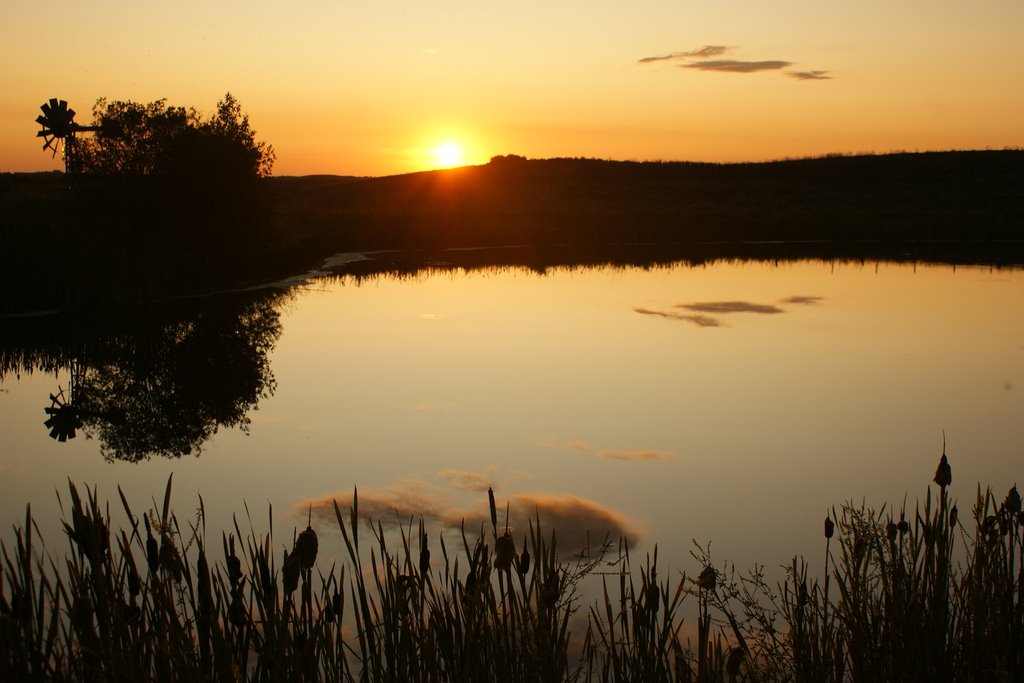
[2,453,1021,682]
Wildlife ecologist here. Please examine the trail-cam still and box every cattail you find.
[419,533,430,575]
[196,548,212,609]
[949,504,958,529]
[934,453,952,489]
[698,564,717,591]
[229,586,247,627]
[824,515,835,539]
[495,531,515,571]
[282,549,300,594]
[226,538,243,588]
[1004,485,1021,515]
[295,525,318,570]
[160,536,183,583]
[897,519,910,535]
[488,487,498,531]
[145,516,159,575]
[886,520,898,542]
[518,536,531,576]
[541,570,560,607]
[127,562,141,598]
[332,591,342,616]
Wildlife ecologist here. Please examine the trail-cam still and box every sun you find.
[433,141,464,168]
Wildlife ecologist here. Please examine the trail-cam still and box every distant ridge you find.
[269,149,1024,253]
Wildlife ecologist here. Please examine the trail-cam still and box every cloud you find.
[633,306,722,328]
[445,493,643,550]
[641,46,831,80]
[788,70,831,81]
[543,438,675,462]
[298,481,446,528]
[678,301,784,315]
[683,60,791,73]
[780,295,824,305]
[438,469,493,492]
[597,450,674,462]
[638,45,729,64]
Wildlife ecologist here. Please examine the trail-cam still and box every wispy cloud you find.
[640,45,830,80]
[683,60,791,73]
[637,45,729,64]
[678,301,785,315]
[636,296,826,326]
[787,70,831,81]
[597,450,674,462]
[546,438,675,462]
[633,306,723,327]
[438,469,493,492]
[780,295,825,305]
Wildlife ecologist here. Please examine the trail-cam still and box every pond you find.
[1,256,1022,583]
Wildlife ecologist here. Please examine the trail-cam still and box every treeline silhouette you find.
[271,150,1024,253]
[3,148,1023,314]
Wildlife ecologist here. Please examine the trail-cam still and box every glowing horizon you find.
[2,2,1023,177]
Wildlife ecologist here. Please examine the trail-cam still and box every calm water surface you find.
[2,258,1022,580]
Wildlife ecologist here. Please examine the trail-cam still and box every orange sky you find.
[3,1,1023,177]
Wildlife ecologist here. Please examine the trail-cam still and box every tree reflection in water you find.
[0,291,284,462]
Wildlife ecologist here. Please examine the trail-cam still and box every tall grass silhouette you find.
[1,450,1021,681]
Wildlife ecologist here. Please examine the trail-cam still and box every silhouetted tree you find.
[72,94,277,291]
[78,93,273,178]
[73,295,281,461]
[0,292,284,461]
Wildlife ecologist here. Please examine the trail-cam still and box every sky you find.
[3,0,1023,177]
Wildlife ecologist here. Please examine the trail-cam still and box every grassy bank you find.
[2,453,1021,681]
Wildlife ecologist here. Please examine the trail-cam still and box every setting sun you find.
[433,141,464,168]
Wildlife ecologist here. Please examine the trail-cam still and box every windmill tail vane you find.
[35,97,101,158]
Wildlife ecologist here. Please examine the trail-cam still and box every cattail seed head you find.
[519,537,531,576]
[282,549,300,594]
[1004,486,1021,515]
[145,525,159,575]
[159,537,183,583]
[824,515,835,539]
[227,552,242,588]
[295,525,318,570]
[934,453,952,489]
[698,564,717,591]
[949,504,958,529]
[495,532,515,571]
[229,589,247,627]
[419,533,431,576]
[897,519,910,535]
[488,487,497,530]
[886,521,897,542]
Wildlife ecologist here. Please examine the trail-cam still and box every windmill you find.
[35,98,100,173]
[43,360,84,442]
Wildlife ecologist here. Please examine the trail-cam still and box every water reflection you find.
[0,292,284,461]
